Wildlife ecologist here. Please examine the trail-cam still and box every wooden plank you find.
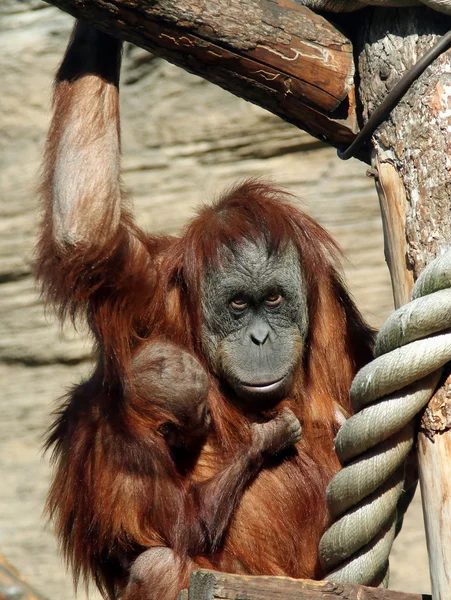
[418,431,451,598]
[180,569,431,599]
[42,0,358,148]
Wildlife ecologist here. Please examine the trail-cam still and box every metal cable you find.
[338,29,451,160]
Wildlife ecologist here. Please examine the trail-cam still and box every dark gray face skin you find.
[201,240,309,406]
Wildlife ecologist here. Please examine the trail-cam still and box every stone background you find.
[0,2,430,598]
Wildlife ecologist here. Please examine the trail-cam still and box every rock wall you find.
[0,2,430,598]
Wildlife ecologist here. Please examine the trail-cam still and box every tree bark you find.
[178,569,431,600]
[42,0,358,148]
[355,8,451,598]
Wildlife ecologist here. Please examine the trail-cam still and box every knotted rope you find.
[319,251,451,584]
[298,1,451,15]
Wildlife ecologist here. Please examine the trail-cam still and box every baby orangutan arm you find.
[193,408,302,552]
[124,408,301,600]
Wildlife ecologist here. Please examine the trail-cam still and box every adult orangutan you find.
[38,20,374,600]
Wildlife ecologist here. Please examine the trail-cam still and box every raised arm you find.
[40,21,125,254]
[37,21,155,366]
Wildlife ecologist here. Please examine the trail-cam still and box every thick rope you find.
[299,0,451,581]
[297,1,451,15]
[319,251,451,585]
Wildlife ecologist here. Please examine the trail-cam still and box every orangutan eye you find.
[230,295,248,311]
[265,293,283,308]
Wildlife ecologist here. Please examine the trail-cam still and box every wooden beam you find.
[178,569,431,600]
[43,0,358,148]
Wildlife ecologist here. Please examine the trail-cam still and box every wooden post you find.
[355,8,451,598]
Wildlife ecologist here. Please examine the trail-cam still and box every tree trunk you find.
[42,0,358,148]
[355,8,451,598]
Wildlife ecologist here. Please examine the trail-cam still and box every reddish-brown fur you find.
[38,22,374,600]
